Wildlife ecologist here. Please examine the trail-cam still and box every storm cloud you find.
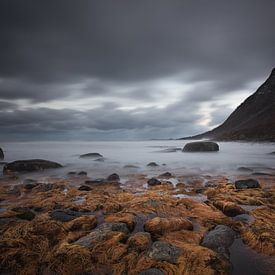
[0,0,274,140]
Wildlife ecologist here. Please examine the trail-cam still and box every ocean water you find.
[1,140,275,178]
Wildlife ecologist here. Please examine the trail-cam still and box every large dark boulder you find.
[3,159,62,174]
[235,179,260,189]
[183,141,219,152]
[79,152,103,159]
[0,148,4,160]
[107,173,120,182]
[147,178,161,186]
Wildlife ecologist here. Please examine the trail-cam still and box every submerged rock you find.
[159,172,172,177]
[79,152,103,159]
[107,173,120,182]
[183,141,219,152]
[77,171,87,176]
[3,159,62,174]
[237,167,253,172]
[148,241,181,264]
[85,178,106,185]
[49,209,81,222]
[147,162,159,167]
[139,268,164,275]
[23,179,39,190]
[235,179,260,189]
[201,225,235,258]
[147,178,161,186]
[0,147,4,160]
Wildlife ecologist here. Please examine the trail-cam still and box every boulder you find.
[0,147,4,160]
[235,179,260,189]
[139,269,165,275]
[183,141,219,152]
[148,241,181,264]
[147,178,161,186]
[12,207,35,221]
[105,213,136,231]
[107,173,120,182]
[147,162,159,167]
[78,185,92,191]
[3,159,62,174]
[67,215,97,231]
[67,171,77,175]
[127,232,152,251]
[159,172,172,177]
[201,225,235,258]
[85,178,106,185]
[49,209,81,222]
[79,153,103,159]
[213,201,246,217]
[77,171,87,176]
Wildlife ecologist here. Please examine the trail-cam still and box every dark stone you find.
[0,147,4,160]
[23,179,38,190]
[49,209,81,222]
[12,207,35,221]
[3,159,62,174]
[148,241,181,264]
[79,153,103,158]
[235,179,260,189]
[78,171,87,176]
[268,151,275,155]
[159,172,172,177]
[201,225,235,258]
[85,179,105,185]
[147,162,159,167]
[94,157,105,162]
[183,141,219,152]
[139,268,165,275]
[107,173,120,182]
[68,171,77,175]
[78,185,92,191]
[237,167,253,172]
[251,172,271,176]
[147,178,161,186]
[39,183,54,192]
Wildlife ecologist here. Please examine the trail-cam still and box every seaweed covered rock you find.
[127,232,152,251]
[50,209,81,222]
[213,200,246,217]
[235,179,260,189]
[105,212,136,231]
[3,159,62,174]
[183,141,219,152]
[139,268,165,275]
[12,207,35,221]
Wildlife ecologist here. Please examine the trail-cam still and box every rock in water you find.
[235,179,260,189]
[107,173,120,182]
[3,159,62,174]
[201,225,235,258]
[0,147,4,160]
[147,178,161,186]
[183,141,219,152]
[147,162,159,167]
[79,152,103,158]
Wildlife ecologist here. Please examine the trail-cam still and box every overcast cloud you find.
[0,0,274,141]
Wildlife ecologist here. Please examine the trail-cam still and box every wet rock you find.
[147,162,159,167]
[105,213,136,231]
[183,141,219,152]
[201,225,235,258]
[251,172,271,176]
[123,164,139,169]
[94,157,105,162]
[147,178,161,186]
[85,178,105,185]
[0,147,4,160]
[23,179,38,190]
[237,167,253,172]
[148,241,181,264]
[268,151,275,155]
[74,222,129,248]
[144,217,193,237]
[67,215,97,231]
[3,159,62,174]
[7,185,21,196]
[127,232,152,251]
[107,173,120,182]
[233,214,255,224]
[235,179,260,189]
[39,183,55,192]
[67,171,77,175]
[213,201,246,217]
[139,268,164,275]
[78,185,92,191]
[49,209,81,222]
[79,153,103,159]
[159,172,172,177]
[78,171,87,176]
[12,207,35,221]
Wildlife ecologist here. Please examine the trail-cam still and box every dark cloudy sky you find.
[0,0,274,141]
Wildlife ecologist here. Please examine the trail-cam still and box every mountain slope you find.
[181,68,275,141]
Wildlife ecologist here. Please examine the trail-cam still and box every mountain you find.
[181,68,275,141]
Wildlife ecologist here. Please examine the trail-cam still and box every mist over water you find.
[1,140,275,178]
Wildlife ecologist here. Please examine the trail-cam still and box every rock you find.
[147,178,161,186]
[251,172,271,176]
[237,167,253,172]
[124,164,139,168]
[139,268,164,275]
[74,222,129,248]
[235,179,260,189]
[67,215,97,231]
[12,207,35,221]
[107,173,120,182]
[213,201,246,217]
[3,159,62,174]
[94,157,105,162]
[78,185,92,191]
[147,162,159,167]
[159,172,172,177]
[49,209,81,222]
[148,241,181,264]
[201,225,235,258]
[85,178,105,185]
[79,153,103,159]
[127,232,152,251]
[0,147,4,160]
[268,151,275,155]
[183,141,219,152]
[23,179,38,190]
[39,183,55,192]
[105,213,136,231]
[67,171,77,175]
[78,171,87,176]
[144,217,193,237]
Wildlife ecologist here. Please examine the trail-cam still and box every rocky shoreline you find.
[0,162,274,274]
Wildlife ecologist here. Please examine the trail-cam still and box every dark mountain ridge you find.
[181,68,275,141]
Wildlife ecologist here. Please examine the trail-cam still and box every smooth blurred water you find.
[0,140,275,177]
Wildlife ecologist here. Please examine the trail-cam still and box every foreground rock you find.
[148,241,181,264]
[79,152,103,158]
[213,200,246,217]
[235,179,260,189]
[183,141,219,152]
[3,159,62,174]
[0,147,4,160]
[12,207,35,221]
[201,225,235,258]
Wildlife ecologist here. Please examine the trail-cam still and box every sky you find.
[0,0,274,141]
